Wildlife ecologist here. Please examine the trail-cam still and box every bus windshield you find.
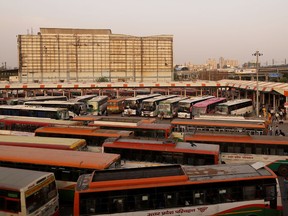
[142,102,155,111]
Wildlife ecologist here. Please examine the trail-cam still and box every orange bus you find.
[171,118,268,140]
[184,133,288,177]
[0,134,87,150]
[103,137,221,167]
[34,126,133,152]
[74,163,282,216]
[0,115,82,132]
[0,145,121,203]
[107,97,127,114]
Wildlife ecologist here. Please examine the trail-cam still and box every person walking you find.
[275,125,280,136]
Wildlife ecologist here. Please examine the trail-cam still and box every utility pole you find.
[252,51,263,117]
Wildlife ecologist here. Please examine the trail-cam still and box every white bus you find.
[123,94,161,116]
[177,96,215,119]
[24,100,86,117]
[87,96,109,115]
[9,95,68,105]
[0,105,70,120]
[141,95,178,117]
[157,96,188,119]
[215,99,253,116]
[0,167,59,216]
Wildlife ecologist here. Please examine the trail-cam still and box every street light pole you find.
[252,51,263,117]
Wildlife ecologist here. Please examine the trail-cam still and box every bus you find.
[107,97,127,114]
[69,94,98,103]
[0,167,59,216]
[0,115,82,132]
[0,105,70,120]
[0,145,121,203]
[89,117,172,139]
[177,96,215,119]
[34,126,134,152]
[8,95,68,105]
[192,97,227,116]
[184,133,288,177]
[141,95,177,117]
[24,100,86,117]
[157,97,188,119]
[171,118,268,140]
[74,163,283,216]
[0,134,87,150]
[103,138,221,167]
[87,96,109,115]
[215,98,253,116]
[123,94,161,116]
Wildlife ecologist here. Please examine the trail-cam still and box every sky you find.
[0,0,287,68]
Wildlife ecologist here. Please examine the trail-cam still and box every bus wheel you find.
[278,165,288,177]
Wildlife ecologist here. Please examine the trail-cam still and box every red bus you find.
[74,163,282,216]
[184,133,288,177]
[103,137,221,167]
[0,115,82,132]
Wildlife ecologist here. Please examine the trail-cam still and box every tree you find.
[96,77,109,82]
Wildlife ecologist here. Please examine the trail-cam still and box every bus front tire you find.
[278,165,288,177]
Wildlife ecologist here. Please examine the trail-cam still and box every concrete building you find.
[18,28,173,83]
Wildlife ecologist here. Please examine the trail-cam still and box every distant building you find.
[17,28,173,83]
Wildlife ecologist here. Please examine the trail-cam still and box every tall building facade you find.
[18,28,173,83]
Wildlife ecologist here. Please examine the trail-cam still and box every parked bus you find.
[87,96,109,115]
[177,96,215,119]
[171,118,268,140]
[0,167,59,216]
[0,145,121,202]
[74,163,282,216]
[0,105,70,120]
[9,95,68,105]
[123,94,161,116]
[192,97,227,116]
[215,98,253,116]
[0,134,87,150]
[69,94,98,103]
[89,117,172,139]
[157,97,188,119]
[107,97,127,114]
[0,115,82,132]
[24,100,86,117]
[34,126,134,152]
[184,133,288,177]
[103,138,221,167]
[141,95,177,117]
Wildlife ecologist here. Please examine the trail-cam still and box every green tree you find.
[96,77,109,82]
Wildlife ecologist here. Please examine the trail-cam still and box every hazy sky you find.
[1,0,287,68]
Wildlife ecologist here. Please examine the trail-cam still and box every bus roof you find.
[0,134,86,150]
[70,94,98,102]
[35,126,133,138]
[159,97,187,104]
[103,138,219,155]
[217,99,252,106]
[87,96,108,102]
[0,166,53,190]
[108,97,127,103]
[142,95,177,103]
[185,133,288,145]
[24,100,83,105]
[0,145,120,170]
[0,115,81,126]
[178,96,215,104]
[124,94,161,101]
[171,118,266,129]
[77,163,275,191]
[193,97,226,108]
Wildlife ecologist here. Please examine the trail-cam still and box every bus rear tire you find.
[278,165,288,177]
